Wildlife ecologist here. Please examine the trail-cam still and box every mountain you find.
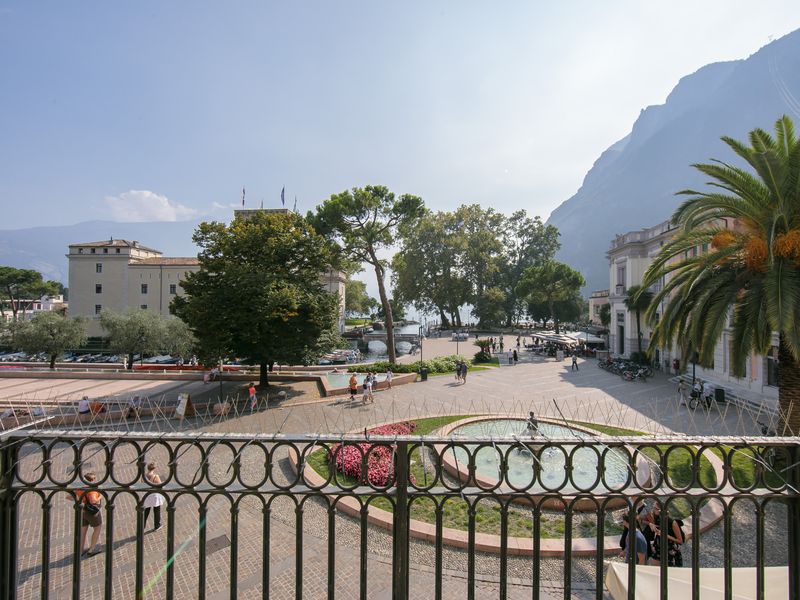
[547,29,800,293]
[0,220,203,283]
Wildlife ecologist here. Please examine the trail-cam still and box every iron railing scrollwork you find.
[0,430,798,599]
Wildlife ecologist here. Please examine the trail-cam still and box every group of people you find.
[620,503,685,566]
[74,463,166,559]
[348,371,389,403]
[676,378,715,407]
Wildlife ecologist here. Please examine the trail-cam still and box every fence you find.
[1,429,799,599]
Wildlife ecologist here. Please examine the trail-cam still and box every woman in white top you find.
[143,462,165,531]
[385,369,393,389]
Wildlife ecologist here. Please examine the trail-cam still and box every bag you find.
[83,497,100,515]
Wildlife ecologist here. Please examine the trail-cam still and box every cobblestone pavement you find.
[9,354,782,599]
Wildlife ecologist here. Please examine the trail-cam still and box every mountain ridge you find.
[547,29,800,292]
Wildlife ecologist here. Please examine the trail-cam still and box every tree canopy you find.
[312,185,424,363]
[516,261,585,333]
[642,115,800,433]
[0,266,61,322]
[14,312,87,369]
[100,309,170,368]
[173,210,340,384]
[344,277,376,317]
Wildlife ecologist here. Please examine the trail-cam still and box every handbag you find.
[83,495,101,515]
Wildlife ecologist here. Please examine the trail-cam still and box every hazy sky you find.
[2,2,800,230]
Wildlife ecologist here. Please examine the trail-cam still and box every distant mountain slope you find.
[0,220,202,283]
[547,29,800,293]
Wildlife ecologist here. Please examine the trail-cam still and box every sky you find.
[1,2,800,231]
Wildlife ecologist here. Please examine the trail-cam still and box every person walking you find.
[74,472,103,557]
[143,462,165,531]
[677,379,687,406]
[571,353,579,371]
[455,361,462,383]
[385,368,393,389]
[248,383,257,413]
[512,349,518,366]
[348,373,358,401]
[368,372,376,403]
[460,361,468,384]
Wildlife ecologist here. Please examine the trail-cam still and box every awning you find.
[604,563,788,600]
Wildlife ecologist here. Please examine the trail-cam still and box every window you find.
[140,304,148,310]
[103,248,108,254]
[90,248,96,254]
[617,311,625,324]
[767,346,779,387]
[78,248,83,254]
[95,284,102,294]
[169,284,177,295]
[616,266,626,287]
[95,304,102,315]
[96,263,102,273]
[141,284,148,294]
[116,248,121,254]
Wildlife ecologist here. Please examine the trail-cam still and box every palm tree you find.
[643,115,800,434]
[599,303,611,350]
[623,285,654,360]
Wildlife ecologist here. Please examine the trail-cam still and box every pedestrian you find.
[508,351,513,365]
[248,382,257,412]
[143,462,165,532]
[368,372,376,402]
[460,361,468,383]
[348,373,358,401]
[499,340,504,353]
[571,353,579,371]
[672,358,680,377]
[513,349,518,365]
[677,380,687,406]
[492,339,496,352]
[386,368,393,389]
[127,395,142,419]
[702,380,713,405]
[619,513,647,564]
[78,396,91,415]
[73,472,103,557]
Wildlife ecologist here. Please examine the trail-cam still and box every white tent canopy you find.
[605,563,788,600]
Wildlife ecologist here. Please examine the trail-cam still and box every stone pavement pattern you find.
[8,353,783,598]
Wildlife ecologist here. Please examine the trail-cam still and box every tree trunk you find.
[438,308,450,329]
[128,353,134,370]
[49,354,56,370]
[259,362,270,387]
[372,259,396,364]
[778,335,800,435]
[635,310,643,357]
[549,300,559,334]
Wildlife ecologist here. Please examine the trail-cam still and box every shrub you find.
[348,355,466,374]
[629,351,650,365]
[473,350,493,363]
[329,421,417,485]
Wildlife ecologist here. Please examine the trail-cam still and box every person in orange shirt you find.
[73,472,103,557]
[248,383,257,412]
[348,374,358,401]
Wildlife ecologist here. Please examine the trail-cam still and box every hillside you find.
[547,29,800,292]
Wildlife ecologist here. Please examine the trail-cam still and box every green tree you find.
[376,298,407,322]
[623,284,654,358]
[474,287,507,327]
[0,266,61,322]
[14,312,87,369]
[173,210,340,385]
[312,185,423,364]
[458,205,506,326]
[499,211,561,325]
[344,277,374,317]
[162,317,197,358]
[517,261,585,334]
[100,309,165,369]
[599,303,611,348]
[643,116,800,433]
[393,209,470,327]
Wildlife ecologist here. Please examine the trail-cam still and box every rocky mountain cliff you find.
[547,28,800,292]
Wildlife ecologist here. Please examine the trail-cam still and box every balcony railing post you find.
[0,439,18,600]
[393,441,410,600]
[789,445,800,599]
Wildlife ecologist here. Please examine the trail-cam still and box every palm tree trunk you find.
[636,310,643,357]
[778,335,800,435]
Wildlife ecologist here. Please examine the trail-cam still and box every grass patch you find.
[345,318,371,326]
[710,446,788,489]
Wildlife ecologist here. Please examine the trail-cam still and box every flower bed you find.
[330,421,417,486]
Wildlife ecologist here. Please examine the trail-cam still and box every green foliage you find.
[100,309,166,366]
[473,350,494,363]
[641,115,800,432]
[0,266,61,322]
[517,261,585,333]
[173,211,340,380]
[14,312,87,369]
[473,287,507,327]
[161,317,197,357]
[598,303,611,328]
[312,185,424,363]
[348,354,467,374]
[344,277,375,317]
[624,285,655,357]
[375,297,406,321]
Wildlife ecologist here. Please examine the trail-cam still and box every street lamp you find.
[418,325,423,370]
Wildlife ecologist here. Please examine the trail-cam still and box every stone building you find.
[68,210,346,337]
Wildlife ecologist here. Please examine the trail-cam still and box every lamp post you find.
[418,325,423,370]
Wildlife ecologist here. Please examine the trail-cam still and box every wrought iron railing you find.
[1,430,798,599]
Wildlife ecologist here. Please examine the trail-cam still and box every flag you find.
[293,196,297,212]
[242,187,246,207]
[260,199,264,209]
[281,186,285,206]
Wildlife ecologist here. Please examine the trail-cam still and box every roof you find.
[69,239,161,253]
[130,257,200,266]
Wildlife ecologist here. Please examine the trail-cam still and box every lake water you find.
[326,373,387,388]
